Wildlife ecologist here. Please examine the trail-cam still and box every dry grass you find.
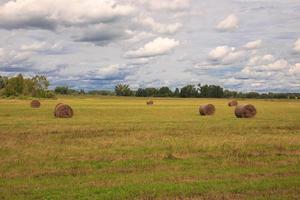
[0,96,300,199]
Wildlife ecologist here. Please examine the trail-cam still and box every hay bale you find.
[199,104,215,116]
[30,100,41,108]
[228,100,238,107]
[55,103,63,110]
[147,100,154,105]
[54,103,73,118]
[235,104,257,118]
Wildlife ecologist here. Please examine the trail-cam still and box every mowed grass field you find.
[0,96,300,200]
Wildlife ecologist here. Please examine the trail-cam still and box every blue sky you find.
[0,0,299,92]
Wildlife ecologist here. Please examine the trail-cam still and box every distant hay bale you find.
[235,104,257,118]
[228,100,238,107]
[30,100,41,108]
[147,100,154,105]
[54,103,73,118]
[199,104,215,116]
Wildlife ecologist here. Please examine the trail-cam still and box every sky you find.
[0,0,299,92]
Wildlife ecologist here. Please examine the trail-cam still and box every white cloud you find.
[0,0,135,29]
[259,59,289,71]
[289,63,300,75]
[236,57,293,82]
[237,66,274,79]
[244,40,262,50]
[208,46,232,60]
[216,14,239,31]
[293,38,300,53]
[125,37,180,58]
[0,48,31,65]
[127,58,151,65]
[138,0,190,11]
[97,64,122,78]
[20,41,65,53]
[222,51,245,64]
[125,30,154,43]
[135,15,182,34]
[248,54,275,66]
[208,46,245,64]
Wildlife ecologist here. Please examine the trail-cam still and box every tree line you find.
[113,84,300,99]
[1,74,299,99]
[0,74,55,98]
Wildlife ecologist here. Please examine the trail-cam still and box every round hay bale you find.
[55,103,63,110]
[54,104,73,118]
[147,100,154,105]
[30,100,41,108]
[228,100,238,107]
[235,104,257,118]
[199,104,215,116]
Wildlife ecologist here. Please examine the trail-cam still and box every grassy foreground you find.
[0,96,300,200]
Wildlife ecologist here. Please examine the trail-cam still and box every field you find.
[0,96,300,200]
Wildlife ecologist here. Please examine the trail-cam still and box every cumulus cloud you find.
[96,64,128,79]
[0,0,135,30]
[293,38,300,53]
[248,54,275,66]
[138,0,190,11]
[125,37,180,58]
[216,14,239,31]
[208,46,231,60]
[134,15,182,34]
[208,46,245,64]
[258,59,289,71]
[237,66,275,80]
[20,41,66,54]
[236,55,293,82]
[244,39,262,50]
[289,63,300,75]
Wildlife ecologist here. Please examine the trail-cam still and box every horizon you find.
[0,0,299,92]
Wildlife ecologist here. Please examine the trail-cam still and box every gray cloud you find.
[75,25,129,46]
[0,0,135,30]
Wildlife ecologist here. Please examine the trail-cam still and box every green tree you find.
[144,88,158,97]
[136,88,146,97]
[4,74,24,96]
[32,75,50,97]
[115,84,133,96]
[23,78,34,96]
[173,88,180,97]
[15,74,24,95]
[224,90,238,98]
[55,86,69,95]
[180,85,199,98]
[1,74,53,98]
[158,87,173,97]
[0,76,8,90]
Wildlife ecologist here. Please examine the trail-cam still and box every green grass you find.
[0,96,300,200]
